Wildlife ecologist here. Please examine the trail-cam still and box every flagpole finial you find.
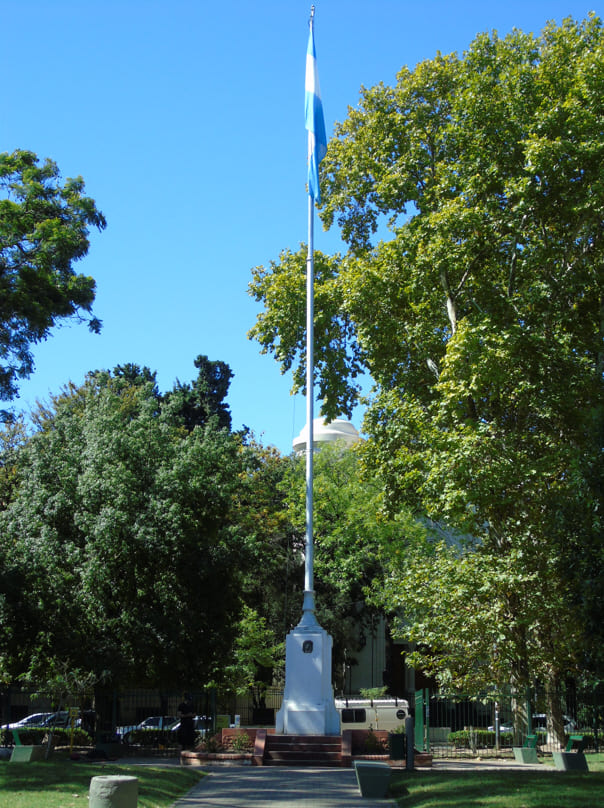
[309,5,315,25]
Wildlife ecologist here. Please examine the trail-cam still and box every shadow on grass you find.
[388,769,604,808]
[0,761,203,808]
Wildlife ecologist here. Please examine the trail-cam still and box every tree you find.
[279,442,420,693]
[0,363,243,690]
[249,15,604,739]
[0,150,106,409]
[164,354,233,432]
[229,440,301,694]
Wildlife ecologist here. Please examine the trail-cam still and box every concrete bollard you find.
[89,775,138,808]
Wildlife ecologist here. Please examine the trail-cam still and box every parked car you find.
[137,715,177,730]
[488,722,514,733]
[42,711,82,729]
[489,714,576,734]
[532,713,577,733]
[169,715,209,734]
[117,715,177,743]
[1,712,51,730]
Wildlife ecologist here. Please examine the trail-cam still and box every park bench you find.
[513,733,539,765]
[553,734,589,772]
[9,729,46,763]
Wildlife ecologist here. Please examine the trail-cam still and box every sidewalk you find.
[170,766,396,807]
[121,756,549,807]
[166,758,549,807]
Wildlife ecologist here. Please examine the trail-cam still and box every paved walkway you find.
[164,758,548,808]
[170,766,396,807]
[120,756,549,807]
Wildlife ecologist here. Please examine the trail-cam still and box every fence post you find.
[405,716,414,770]
[425,690,430,753]
[414,690,424,752]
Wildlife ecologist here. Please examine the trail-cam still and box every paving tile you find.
[171,766,395,807]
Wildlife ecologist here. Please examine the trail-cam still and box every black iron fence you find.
[2,681,602,759]
[413,682,604,758]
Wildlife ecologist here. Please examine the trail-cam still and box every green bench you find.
[513,733,539,765]
[9,729,47,763]
[553,734,589,772]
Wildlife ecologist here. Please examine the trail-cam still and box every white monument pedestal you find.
[276,598,340,735]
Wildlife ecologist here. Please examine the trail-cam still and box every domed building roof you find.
[292,418,360,454]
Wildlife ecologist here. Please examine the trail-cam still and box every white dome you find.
[292,418,360,454]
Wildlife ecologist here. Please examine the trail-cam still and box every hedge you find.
[1,727,92,747]
[447,729,514,748]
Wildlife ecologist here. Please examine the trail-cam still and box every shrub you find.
[359,687,389,700]
[199,734,223,753]
[364,728,387,753]
[127,728,179,748]
[447,729,511,749]
[1,727,92,747]
[227,733,252,752]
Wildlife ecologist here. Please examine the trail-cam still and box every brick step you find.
[268,749,340,760]
[268,741,341,751]
[266,754,343,767]
[263,734,343,767]
[269,735,340,744]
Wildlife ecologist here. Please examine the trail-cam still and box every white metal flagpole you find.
[301,5,318,625]
[301,3,327,626]
[300,3,327,625]
[302,183,316,623]
[275,7,340,735]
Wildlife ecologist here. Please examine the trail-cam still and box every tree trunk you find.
[509,661,530,745]
[545,673,567,749]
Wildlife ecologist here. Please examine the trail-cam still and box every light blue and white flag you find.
[305,21,327,202]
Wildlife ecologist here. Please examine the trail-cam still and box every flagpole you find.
[276,5,339,735]
[302,5,317,626]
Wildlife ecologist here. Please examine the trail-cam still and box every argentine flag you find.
[305,22,327,202]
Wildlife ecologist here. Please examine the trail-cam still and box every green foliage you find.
[200,733,222,752]
[229,441,300,688]
[126,728,180,748]
[0,761,203,808]
[221,605,284,695]
[164,354,233,431]
[279,443,419,687]
[393,766,604,808]
[363,727,387,753]
[1,727,92,747]
[0,360,244,689]
[0,150,105,407]
[228,732,252,751]
[447,729,513,749]
[359,687,389,699]
[249,15,604,705]
[248,247,365,420]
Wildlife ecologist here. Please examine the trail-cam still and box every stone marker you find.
[89,775,138,808]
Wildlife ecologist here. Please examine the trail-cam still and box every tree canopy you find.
[0,360,243,690]
[249,14,604,718]
[0,150,105,409]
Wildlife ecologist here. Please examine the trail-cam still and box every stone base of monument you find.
[276,618,340,736]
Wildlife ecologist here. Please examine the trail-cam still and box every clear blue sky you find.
[2,0,597,454]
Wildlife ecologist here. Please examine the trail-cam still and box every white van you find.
[335,698,409,732]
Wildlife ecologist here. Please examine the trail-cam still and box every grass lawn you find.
[0,759,204,808]
[390,754,604,807]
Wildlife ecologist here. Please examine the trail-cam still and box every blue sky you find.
[2,0,598,454]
